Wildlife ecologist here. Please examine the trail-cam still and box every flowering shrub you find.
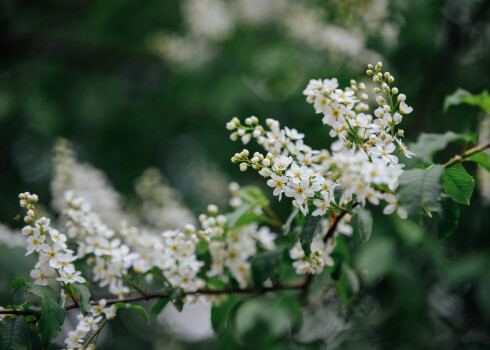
[1,63,489,349]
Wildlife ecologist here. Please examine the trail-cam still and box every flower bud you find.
[207,204,219,215]
[239,163,248,172]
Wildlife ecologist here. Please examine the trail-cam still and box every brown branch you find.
[1,282,306,315]
[443,142,490,168]
[323,203,359,243]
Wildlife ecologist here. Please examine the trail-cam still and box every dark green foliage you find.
[0,317,29,350]
[251,249,284,287]
[300,215,323,257]
[397,165,444,219]
[442,163,475,205]
[71,283,91,317]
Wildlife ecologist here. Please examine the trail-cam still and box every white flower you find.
[273,155,293,172]
[56,270,86,284]
[383,193,408,219]
[399,102,413,115]
[25,232,46,255]
[396,139,416,158]
[30,265,55,285]
[266,174,289,200]
[285,179,316,205]
[42,242,65,269]
[286,163,312,184]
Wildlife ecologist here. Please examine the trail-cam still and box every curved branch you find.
[443,142,490,168]
[0,281,306,316]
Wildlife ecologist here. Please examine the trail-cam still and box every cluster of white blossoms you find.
[64,299,117,350]
[63,191,206,295]
[228,63,414,274]
[63,192,136,298]
[19,192,86,287]
[200,199,277,289]
[150,0,397,68]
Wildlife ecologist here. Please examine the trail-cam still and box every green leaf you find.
[0,317,29,350]
[352,207,373,244]
[211,295,236,337]
[10,277,26,290]
[113,302,127,310]
[437,195,460,240]
[300,215,323,257]
[235,213,268,228]
[127,305,149,324]
[444,88,490,114]
[251,249,283,287]
[169,289,184,312]
[71,283,91,317]
[25,283,66,349]
[442,163,475,205]
[226,203,253,228]
[467,152,490,172]
[237,186,269,207]
[410,132,465,163]
[151,298,170,319]
[397,165,444,219]
[333,264,360,306]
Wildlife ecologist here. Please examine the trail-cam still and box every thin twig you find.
[323,203,359,243]
[443,142,490,168]
[1,282,306,315]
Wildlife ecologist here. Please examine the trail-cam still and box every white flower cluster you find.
[135,168,196,230]
[63,190,205,295]
[290,236,335,275]
[64,299,117,350]
[63,192,136,298]
[228,63,414,274]
[19,192,86,287]
[201,197,277,288]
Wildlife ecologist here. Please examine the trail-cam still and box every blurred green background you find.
[1,0,490,349]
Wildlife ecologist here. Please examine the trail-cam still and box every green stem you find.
[82,319,109,349]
